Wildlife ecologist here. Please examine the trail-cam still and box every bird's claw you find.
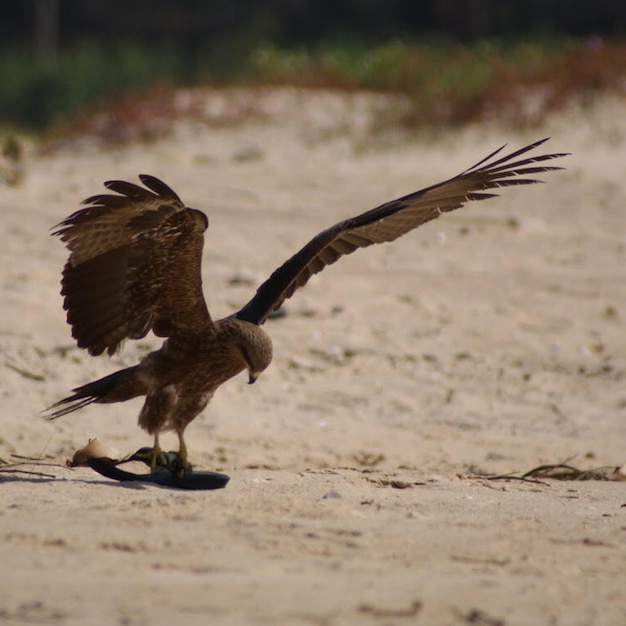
[125,446,192,477]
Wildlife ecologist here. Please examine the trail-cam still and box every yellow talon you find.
[149,433,167,473]
[175,432,190,477]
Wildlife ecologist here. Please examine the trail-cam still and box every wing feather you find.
[53,174,211,355]
[236,138,568,324]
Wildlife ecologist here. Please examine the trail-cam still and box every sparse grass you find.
[2,38,625,142]
[251,38,626,126]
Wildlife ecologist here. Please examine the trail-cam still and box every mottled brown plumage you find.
[45,138,567,471]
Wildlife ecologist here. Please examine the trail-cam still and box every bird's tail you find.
[43,367,140,420]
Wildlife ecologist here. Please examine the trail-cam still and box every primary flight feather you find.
[45,138,567,472]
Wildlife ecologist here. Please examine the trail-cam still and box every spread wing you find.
[53,174,211,356]
[236,138,568,325]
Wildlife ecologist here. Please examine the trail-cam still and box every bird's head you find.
[243,337,273,385]
[232,321,273,384]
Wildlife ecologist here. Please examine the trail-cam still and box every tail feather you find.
[43,369,134,420]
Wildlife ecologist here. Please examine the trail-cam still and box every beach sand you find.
[1,88,624,625]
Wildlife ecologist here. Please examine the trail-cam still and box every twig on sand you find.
[0,454,68,479]
[479,457,624,484]
[0,467,57,479]
[358,600,422,618]
[4,360,45,381]
[520,463,623,481]
[483,472,549,486]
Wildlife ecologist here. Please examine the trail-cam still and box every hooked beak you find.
[248,371,260,385]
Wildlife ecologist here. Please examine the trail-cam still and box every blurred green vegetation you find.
[1,37,624,133]
[251,39,560,94]
[0,43,187,128]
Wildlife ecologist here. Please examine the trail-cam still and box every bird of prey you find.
[45,138,566,473]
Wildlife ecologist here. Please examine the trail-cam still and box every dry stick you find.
[0,456,63,479]
[484,472,550,486]
[0,468,57,479]
[522,463,620,481]
[0,427,65,481]
[5,360,46,381]
[481,452,620,484]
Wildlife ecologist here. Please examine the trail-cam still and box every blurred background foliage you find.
[1,0,625,132]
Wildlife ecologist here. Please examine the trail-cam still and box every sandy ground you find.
[1,88,625,625]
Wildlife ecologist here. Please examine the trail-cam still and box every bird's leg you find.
[176,431,189,476]
[127,434,167,472]
[150,432,166,473]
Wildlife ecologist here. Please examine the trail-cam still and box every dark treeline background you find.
[4,0,626,53]
[2,0,625,130]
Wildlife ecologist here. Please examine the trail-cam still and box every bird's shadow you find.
[1,461,229,491]
[0,468,152,490]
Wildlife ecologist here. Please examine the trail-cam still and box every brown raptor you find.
[45,138,567,471]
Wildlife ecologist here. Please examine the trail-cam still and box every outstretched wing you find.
[54,174,211,356]
[236,138,568,325]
